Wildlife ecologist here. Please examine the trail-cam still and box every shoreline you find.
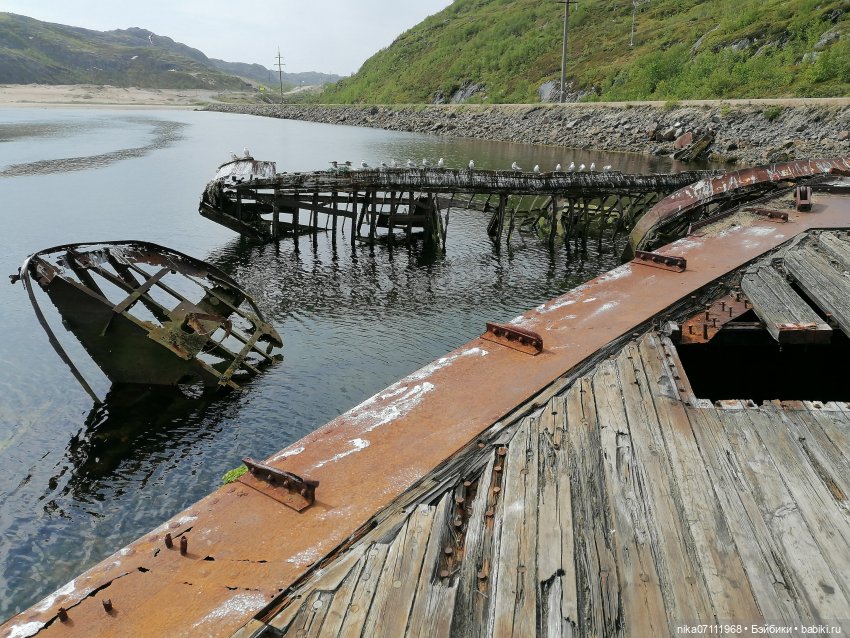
[204,101,850,166]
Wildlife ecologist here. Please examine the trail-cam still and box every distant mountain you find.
[208,59,340,87]
[0,13,338,91]
[321,0,850,103]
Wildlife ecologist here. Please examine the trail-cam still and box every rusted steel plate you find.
[632,250,687,272]
[679,292,752,344]
[626,157,850,257]
[5,195,850,638]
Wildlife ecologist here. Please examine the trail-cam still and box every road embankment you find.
[204,101,850,166]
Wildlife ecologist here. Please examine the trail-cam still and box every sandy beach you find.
[0,84,258,108]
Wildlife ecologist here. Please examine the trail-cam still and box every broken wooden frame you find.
[13,241,283,403]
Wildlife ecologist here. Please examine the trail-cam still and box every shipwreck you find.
[11,241,282,402]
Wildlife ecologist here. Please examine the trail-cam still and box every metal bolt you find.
[164,533,173,549]
[58,608,69,622]
[102,599,113,613]
[440,569,450,578]
[477,570,488,580]
[444,547,453,556]
[485,508,494,518]
[494,465,503,473]
[492,486,501,495]
[180,536,188,556]
[720,301,726,310]
[703,324,709,340]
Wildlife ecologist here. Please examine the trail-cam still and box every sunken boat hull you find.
[15,241,282,397]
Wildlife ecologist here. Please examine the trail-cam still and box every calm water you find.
[0,107,684,618]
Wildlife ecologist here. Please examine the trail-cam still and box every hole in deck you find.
[675,325,850,404]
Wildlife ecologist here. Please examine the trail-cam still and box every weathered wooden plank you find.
[785,246,850,338]
[362,503,437,637]
[335,542,391,635]
[745,405,850,601]
[790,406,850,508]
[565,376,621,636]
[615,343,716,623]
[590,355,671,637]
[638,334,764,623]
[310,551,368,636]
[741,265,832,344]
[685,405,803,625]
[406,494,457,638]
[720,408,850,621]
[449,455,496,638]
[536,396,576,637]
[283,590,333,638]
[491,416,538,637]
[817,231,850,270]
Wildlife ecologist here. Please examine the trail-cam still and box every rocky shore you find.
[204,102,850,166]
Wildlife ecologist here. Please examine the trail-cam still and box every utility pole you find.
[556,0,577,103]
[275,48,285,105]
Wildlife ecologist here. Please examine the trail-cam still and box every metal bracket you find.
[481,322,543,355]
[746,207,789,222]
[239,457,319,512]
[633,250,687,272]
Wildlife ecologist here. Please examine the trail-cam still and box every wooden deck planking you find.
[785,245,850,338]
[616,343,717,623]
[258,324,850,637]
[741,264,832,343]
[637,334,764,624]
[590,358,670,637]
[720,408,850,622]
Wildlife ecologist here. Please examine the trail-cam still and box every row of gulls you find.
[330,158,615,172]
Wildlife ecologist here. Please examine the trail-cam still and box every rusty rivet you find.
[444,547,453,556]
[180,536,188,556]
[58,608,69,622]
[102,599,112,613]
[454,496,464,505]
[494,465,503,472]
[492,486,501,495]
[477,570,488,580]
[485,508,494,518]
[164,533,173,549]
[496,447,507,457]
[440,570,450,578]
[477,441,485,449]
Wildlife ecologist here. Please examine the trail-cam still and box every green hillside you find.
[321,0,850,103]
[0,13,250,90]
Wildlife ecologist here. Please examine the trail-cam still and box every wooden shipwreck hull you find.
[12,241,282,400]
[5,175,850,637]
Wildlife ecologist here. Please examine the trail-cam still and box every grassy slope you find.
[321,0,850,103]
[0,13,249,90]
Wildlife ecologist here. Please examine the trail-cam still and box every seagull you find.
[243,147,251,158]
[469,159,475,170]
[422,158,431,167]
[603,165,613,172]
[568,162,575,171]
[391,159,398,168]
[590,162,596,172]
[555,163,562,171]
[437,157,444,168]
[511,161,522,171]
[230,152,239,161]
[329,160,338,168]
[360,160,369,169]
[579,163,586,171]
[533,164,540,174]
[379,161,388,169]
[406,159,416,168]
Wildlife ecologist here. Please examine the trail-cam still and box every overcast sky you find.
[0,0,455,76]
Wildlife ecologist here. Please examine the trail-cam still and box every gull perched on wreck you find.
[511,161,522,171]
[437,157,445,168]
[468,160,475,169]
[533,164,541,173]
[360,160,369,169]
[230,152,239,161]
[422,158,431,167]
[243,147,251,158]
[568,162,575,171]
[590,162,596,172]
[555,163,562,171]
[379,161,388,169]
[579,163,586,171]
[603,165,613,172]
[406,159,416,168]
[329,160,338,169]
